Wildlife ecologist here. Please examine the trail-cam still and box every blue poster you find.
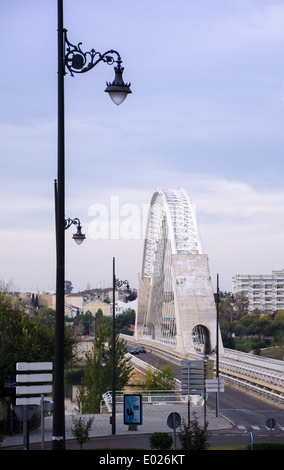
[124,394,142,425]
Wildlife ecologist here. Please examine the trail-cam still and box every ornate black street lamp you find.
[53,0,131,450]
[216,273,220,418]
[112,257,129,435]
[64,31,131,105]
[65,218,86,245]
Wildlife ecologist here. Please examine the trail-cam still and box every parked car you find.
[137,345,146,353]
[130,347,140,354]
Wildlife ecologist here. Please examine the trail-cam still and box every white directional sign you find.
[16,362,52,371]
[15,397,53,406]
[181,360,205,395]
[16,385,52,395]
[16,374,52,383]
[16,362,53,406]
[205,378,224,393]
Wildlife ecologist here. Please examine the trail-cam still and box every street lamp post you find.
[216,273,220,418]
[53,0,131,450]
[112,257,129,435]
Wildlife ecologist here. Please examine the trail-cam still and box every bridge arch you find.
[141,188,203,279]
[192,324,211,355]
[135,188,223,357]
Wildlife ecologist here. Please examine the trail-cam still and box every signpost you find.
[181,360,204,424]
[181,359,225,425]
[181,360,205,395]
[205,378,224,393]
[266,417,276,443]
[16,362,53,450]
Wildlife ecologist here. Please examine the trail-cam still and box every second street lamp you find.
[65,218,86,245]
[112,257,129,435]
[53,0,131,450]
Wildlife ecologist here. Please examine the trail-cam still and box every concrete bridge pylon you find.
[134,188,224,357]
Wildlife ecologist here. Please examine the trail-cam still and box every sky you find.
[1,0,284,294]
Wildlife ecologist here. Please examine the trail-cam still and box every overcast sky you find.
[1,0,284,293]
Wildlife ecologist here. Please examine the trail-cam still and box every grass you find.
[259,346,284,361]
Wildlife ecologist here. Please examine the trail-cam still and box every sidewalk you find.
[1,402,232,450]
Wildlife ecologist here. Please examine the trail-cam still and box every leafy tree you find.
[178,414,210,450]
[149,432,173,450]
[0,291,76,400]
[143,362,176,390]
[74,310,94,336]
[95,309,112,336]
[76,327,133,413]
[116,308,135,333]
[65,280,73,293]
[71,415,94,449]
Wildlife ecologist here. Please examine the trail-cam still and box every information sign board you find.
[181,360,204,394]
[124,394,142,425]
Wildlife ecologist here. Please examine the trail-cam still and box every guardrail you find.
[220,348,284,391]
[122,335,284,403]
[101,388,203,413]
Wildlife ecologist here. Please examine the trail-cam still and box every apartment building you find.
[232,269,284,313]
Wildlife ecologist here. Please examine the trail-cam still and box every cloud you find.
[1,0,284,293]
[65,174,284,293]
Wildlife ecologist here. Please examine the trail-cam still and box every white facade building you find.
[232,269,284,313]
[110,299,137,317]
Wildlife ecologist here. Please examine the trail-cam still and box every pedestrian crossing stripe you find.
[237,424,284,431]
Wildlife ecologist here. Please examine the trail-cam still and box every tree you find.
[65,280,73,293]
[0,291,76,400]
[116,308,135,334]
[149,432,173,450]
[143,362,176,390]
[233,292,249,319]
[76,327,133,413]
[178,414,210,450]
[71,415,94,449]
[74,311,94,336]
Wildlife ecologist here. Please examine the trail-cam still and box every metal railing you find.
[101,389,203,413]
[122,337,284,402]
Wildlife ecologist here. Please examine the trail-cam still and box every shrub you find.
[71,415,94,449]
[178,414,210,450]
[149,432,173,450]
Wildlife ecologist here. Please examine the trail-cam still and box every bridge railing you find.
[122,337,284,402]
[101,389,203,413]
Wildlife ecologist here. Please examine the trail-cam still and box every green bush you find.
[71,415,94,449]
[149,432,173,450]
[178,414,210,450]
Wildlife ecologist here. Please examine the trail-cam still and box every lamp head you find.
[72,224,86,245]
[100,356,107,367]
[105,62,131,105]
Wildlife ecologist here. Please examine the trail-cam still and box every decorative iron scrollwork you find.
[65,217,81,230]
[64,29,121,76]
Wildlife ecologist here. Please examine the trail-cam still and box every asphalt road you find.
[128,344,284,447]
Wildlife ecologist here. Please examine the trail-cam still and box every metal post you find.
[23,405,28,450]
[173,413,177,450]
[112,257,116,435]
[216,273,220,418]
[41,395,45,450]
[53,0,65,449]
[187,361,190,426]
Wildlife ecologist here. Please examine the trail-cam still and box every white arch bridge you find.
[135,188,222,357]
[133,188,284,401]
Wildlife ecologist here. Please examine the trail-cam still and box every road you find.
[128,343,284,447]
